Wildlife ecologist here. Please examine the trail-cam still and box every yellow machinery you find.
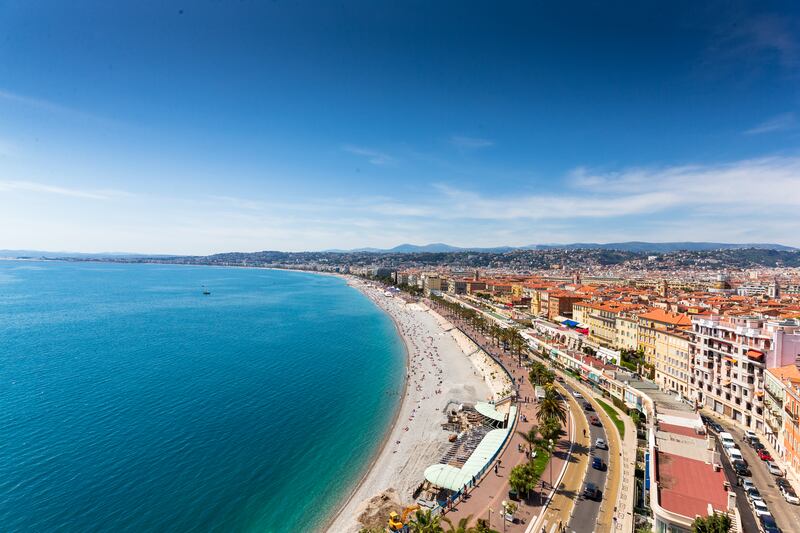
[387,505,419,532]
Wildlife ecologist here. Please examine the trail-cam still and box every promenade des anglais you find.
[3,2,800,533]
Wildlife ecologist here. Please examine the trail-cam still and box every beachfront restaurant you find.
[420,404,517,510]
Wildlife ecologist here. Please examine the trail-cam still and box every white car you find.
[573,391,583,398]
[595,438,607,449]
[751,499,771,517]
[780,485,800,505]
[744,430,757,441]
[766,461,784,476]
[742,478,756,492]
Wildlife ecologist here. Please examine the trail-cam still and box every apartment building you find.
[764,365,800,456]
[615,314,639,351]
[654,329,692,398]
[637,309,692,365]
[690,316,800,431]
[573,301,640,347]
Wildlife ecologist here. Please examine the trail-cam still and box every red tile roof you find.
[657,451,729,519]
[658,423,705,439]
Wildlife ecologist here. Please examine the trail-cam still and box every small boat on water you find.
[202,285,211,295]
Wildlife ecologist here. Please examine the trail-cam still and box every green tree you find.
[517,426,539,454]
[539,418,563,444]
[408,509,444,533]
[508,462,539,499]
[691,512,731,533]
[442,515,474,533]
[536,384,567,426]
[474,519,500,533]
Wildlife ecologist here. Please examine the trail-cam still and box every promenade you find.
[431,303,589,533]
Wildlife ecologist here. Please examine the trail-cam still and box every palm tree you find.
[473,519,500,533]
[518,426,539,454]
[442,515,474,533]
[408,509,444,533]
[536,385,567,426]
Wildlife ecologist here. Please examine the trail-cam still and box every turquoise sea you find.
[0,261,405,532]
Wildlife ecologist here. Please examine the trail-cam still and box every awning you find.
[723,357,735,364]
[475,402,506,422]
[562,319,579,328]
[756,391,764,397]
[722,379,731,386]
[747,349,764,360]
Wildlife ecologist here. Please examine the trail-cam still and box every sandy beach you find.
[325,279,505,533]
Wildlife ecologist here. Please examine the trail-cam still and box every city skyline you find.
[2,1,800,253]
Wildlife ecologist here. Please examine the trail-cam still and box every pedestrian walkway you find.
[431,302,588,532]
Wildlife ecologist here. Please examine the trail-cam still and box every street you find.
[707,413,800,532]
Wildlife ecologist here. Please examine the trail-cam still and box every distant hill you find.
[324,241,796,254]
[0,250,175,259]
[524,242,798,252]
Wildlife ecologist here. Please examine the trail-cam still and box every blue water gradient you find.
[0,261,404,532]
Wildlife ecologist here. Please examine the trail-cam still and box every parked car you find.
[728,448,746,464]
[744,430,757,441]
[733,459,751,477]
[779,484,800,505]
[758,449,773,461]
[701,415,711,425]
[742,478,756,492]
[776,477,792,490]
[709,422,723,433]
[747,487,764,504]
[753,441,766,452]
[752,499,771,517]
[591,457,606,471]
[767,461,784,476]
[595,438,607,450]
[759,514,780,533]
[583,482,602,501]
[720,433,736,449]
[583,401,594,411]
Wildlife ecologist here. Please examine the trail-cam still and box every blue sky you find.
[1,0,800,253]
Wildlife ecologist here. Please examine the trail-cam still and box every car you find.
[701,415,711,425]
[573,391,583,399]
[709,422,723,433]
[758,449,773,461]
[753,441,766,452]
[733,459,751,477]
[592,456,606,470]
[767,461,784,476]
[747,487,764,503]
[583,482,602,501]
[744,430,757,441]
[759,514,780,533]
[556,376,565,383]
[589,415,601,426]
[742,478,756,491]
[729,448,746,464]
[751,499,771,517]
[583,401,594,411]
[778,483,800,505]
[776,477,792,489]
[595,438,607,450]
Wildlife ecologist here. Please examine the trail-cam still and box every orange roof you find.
[766,364,800,385]
[746,349,764,360]
[638,308,692,327]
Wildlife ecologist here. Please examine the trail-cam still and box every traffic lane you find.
[714,439,759,533]
[566,388,607,531]
[712,419,800,529]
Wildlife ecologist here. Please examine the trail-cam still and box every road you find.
[707,413,800,532]
[711,436,759,533]
[564,383,608,532]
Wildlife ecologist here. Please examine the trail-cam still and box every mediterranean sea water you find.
[0,260,405,532]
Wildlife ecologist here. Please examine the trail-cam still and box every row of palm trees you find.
[358,510,499,533]
[508,363,567,500]
[428,295,527,357]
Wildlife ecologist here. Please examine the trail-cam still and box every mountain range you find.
[325,242,798,254]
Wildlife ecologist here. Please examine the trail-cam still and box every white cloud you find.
[744,112,796,135]
[342,144,394,165]
[0,180,129,200]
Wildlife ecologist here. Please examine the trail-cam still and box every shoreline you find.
[324,277,497,533]
[317,276,412,533]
